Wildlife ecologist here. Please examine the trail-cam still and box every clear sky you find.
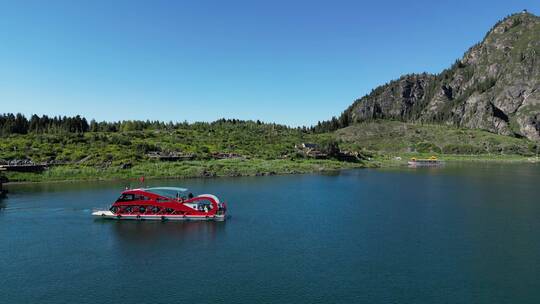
[0,0,538,126]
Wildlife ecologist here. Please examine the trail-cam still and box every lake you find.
[1,163,540,303]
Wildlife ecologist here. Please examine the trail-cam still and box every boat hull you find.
[92,210,226,222]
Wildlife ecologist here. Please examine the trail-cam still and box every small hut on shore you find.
[295,143,328,159]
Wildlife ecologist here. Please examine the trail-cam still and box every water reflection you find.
[102,219,227,243]
[318,170,341,177]
[5,179,139,195]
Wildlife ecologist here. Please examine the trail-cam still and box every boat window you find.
[196,200,213,211]
[145,187,188,199]
[116,194,150,202]
[116,194,135,202]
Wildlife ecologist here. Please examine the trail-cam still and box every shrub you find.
[443,144,484,154]
[415,142,442,153]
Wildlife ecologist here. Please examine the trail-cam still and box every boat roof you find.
[142,187,188,198]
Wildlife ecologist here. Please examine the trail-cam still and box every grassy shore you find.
[3,159,369,183]
[372,152,539,167]
[4,154,538,184]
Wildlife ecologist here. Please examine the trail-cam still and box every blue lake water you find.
[1,163,540,303]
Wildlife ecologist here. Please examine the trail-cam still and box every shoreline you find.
[2,159,368,185]
[3,169,346,186]
[2,154,538,185]
[373,153,539,167]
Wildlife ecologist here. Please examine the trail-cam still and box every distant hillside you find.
[336,120,536,155]
[321,11,540,141]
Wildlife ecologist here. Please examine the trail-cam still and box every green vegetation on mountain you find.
[1,115,537,183]
[0,116,368,182]
[0,114,538,182]
[337,120,537,155]
[0,117,333,165]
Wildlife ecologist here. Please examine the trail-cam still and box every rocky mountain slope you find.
[341,11,540,141]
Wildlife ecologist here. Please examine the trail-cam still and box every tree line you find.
[0,113,318,136]
[311,111,351,133]
[0,113,89,135]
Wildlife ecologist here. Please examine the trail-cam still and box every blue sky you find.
[0,0,538,126]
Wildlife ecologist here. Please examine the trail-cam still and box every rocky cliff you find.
[343,11,540,141]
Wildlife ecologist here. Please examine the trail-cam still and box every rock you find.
[119,163,132,170]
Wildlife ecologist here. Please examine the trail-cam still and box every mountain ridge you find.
[324,11,540,141]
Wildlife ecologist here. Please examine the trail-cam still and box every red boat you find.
[92,187,227,221]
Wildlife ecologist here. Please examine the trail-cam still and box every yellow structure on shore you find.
[408,156,442,167]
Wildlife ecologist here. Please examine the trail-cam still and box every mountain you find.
[337,11,540,141]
